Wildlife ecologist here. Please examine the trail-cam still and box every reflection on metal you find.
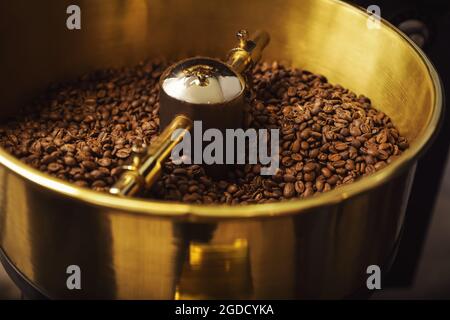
[176,239,252,300]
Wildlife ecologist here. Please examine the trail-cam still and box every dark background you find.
[355,0,450,298]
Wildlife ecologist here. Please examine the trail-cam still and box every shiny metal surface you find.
[162,59,243,104]
[0,0,443,299]
[160,29,269,105]
[226,30,270,74]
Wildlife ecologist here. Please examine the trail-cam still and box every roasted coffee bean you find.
[116,148,131,159]
[303,162,316,173]
[81,160,96,171]
[0,60,408,203]
[291,139,301,153]
[315,179,325,192]
[327,175,340,185]
[74,180,88,188]
[321,167,332,178]
[301,141,309,150]
[303,187,314,198]
[294,181,305,194]
[97,158,112,167]
[332,160,346,168]
[227,184,238,194]
[283,174,296,183]
[64,156,77,166]
[283,183,295,198]
[335,142,348,151]
[350,125,362,137]
[48,162,62,172]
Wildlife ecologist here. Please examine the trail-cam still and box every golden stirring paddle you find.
[110,30,270,197]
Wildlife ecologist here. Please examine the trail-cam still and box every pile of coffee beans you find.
[0,59,409,204]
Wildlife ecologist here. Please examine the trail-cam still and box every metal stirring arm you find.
[110,30,270,197]
[109,115,192,196]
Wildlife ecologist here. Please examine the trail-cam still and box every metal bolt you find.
[237,29,249,48]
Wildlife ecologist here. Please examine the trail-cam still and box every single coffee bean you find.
[98,158,112,167]
[283,183,295,198]
[116,148,131,159]
[335,142,348,151]
[64,156,77,166]
[321,167,332,178]
[81,160,96,171]
[294,181,305,194]
[283,174,296,183]
[303,162,316,173]
[291,140,301,153]
[48,162,62,172]
[227,184,238,194]
[303,187,314,198]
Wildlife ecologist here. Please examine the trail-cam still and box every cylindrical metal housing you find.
[0,0,443,299]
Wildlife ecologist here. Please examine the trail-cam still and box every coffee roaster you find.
[0,0,446,299]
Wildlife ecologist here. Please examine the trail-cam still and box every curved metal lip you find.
[159,56,246,106]
[0,0,443,220]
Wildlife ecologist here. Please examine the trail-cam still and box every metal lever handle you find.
[109,115,192,196]
[110,30,270,197]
